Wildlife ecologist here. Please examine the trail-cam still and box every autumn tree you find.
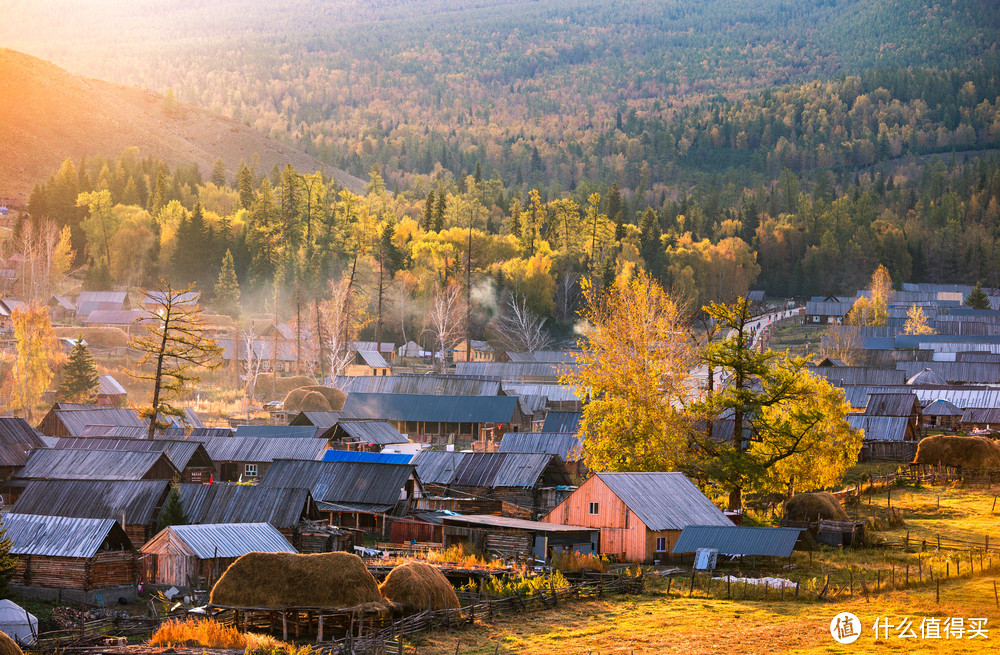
[846,264,892,327]
[425,282,466,373]
[820,324,865,366]
[690,298,862,510]
[57,337,99,403]
[320,277,371,377]
[214,249,241,318]
[0,517,18,594]
[129,281,223,438]
[562,272,695,472]
[965,282,991,309]
[3,304,58,421]
[903,304,935,335]
[15,219,73,301]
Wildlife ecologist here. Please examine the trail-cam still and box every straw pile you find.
[914,435,1000,469]
[379,562,460,614]
[210,552,381,609]
[299,391,331,412]
[783,492,849,522]
[53,326,129,347]
[283,385,346,412]
[0,631,24,655]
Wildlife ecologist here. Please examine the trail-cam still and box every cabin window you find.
[244,463,258,478]
[656,537,667,552]
[588,502,599,515]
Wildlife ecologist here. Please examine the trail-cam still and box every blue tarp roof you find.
[322,450,413,465]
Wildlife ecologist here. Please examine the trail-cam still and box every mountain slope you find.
[0,48,364,200]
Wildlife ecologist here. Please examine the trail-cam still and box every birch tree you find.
[425,282,466,373]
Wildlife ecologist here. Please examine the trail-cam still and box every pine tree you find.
[237,162,255,210]
[422,191,435,231]
[214,250,241,318]
[149,170,168,216]
[157,485,188,530]
[58,337,99,402]
[210,158,227,187]
[965,282,991,309]
[433,190,447,231]
[607,182,624,241]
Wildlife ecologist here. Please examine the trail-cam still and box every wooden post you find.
[876,570,880,592]
[689,568,696,596]
[795,578,800,600]
[891,565,895,589]
[727,575,731,599]
[936,579,940,603]
[937,534,941,551]
[918,556,922,582]
[905,564,909,586]
[992,495,997,512]
[281,611,287,642]
[316,613,323,643]
[995,581,999,609]
[665,578,671,596]
[849,569,854,596]
[946,561,949,578]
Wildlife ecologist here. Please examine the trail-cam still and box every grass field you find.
[405,481,1000,654]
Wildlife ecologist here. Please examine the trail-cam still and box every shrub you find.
[149,617,288,651]
[551,549,608,574]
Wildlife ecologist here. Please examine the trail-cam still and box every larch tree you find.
[903,304,935,335]
[4,304,59,421]
[846,264,892,326]
[129,281,223,438]
[820,324,865,366]
[562,271,695,473]
[690,298,862,510]
[57,337,99,403]
[214,249,241,319]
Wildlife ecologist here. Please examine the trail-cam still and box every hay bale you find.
[299,391,331,412]
[303,386,346,411]
[268,375,317,399]
[53,326,130,347]
[914,434,1000,469]
[0,630,24,655]
[783,492,849,522]
[379,562,460,613]
[283,387,310,411]
[210,552,381,609]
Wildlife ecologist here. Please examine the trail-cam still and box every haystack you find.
[210,552,381,609]
[913,435,1000,469]
[0,631,24,655]
[268,376,317,399]
[283,385,346,412]
[379,562,460,613]
[53,326,129,347]
[783,492,849,522]
[299,391,332,412]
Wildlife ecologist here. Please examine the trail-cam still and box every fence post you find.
[689,568,696,596]
[794,577,799,600]
[727,575,731,600]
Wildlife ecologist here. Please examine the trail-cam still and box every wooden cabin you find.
[141,523,296,588]
[11,480,171,546]
[452,340,494,363]
[199,436,327,482]
[0,417,47,502]
[541,472,732,563]
[922,399,964,430]
[51,439,214,484]
[96,375,127,407]
[344,349,391,377]
[4,514,137,592]
[441,514,598,562]
[36,404,144,438]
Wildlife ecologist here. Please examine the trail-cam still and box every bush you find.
[150,618,288,651]
[551,550,608,574]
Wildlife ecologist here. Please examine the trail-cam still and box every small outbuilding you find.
[441,514,598,563]
[4,513,137,597]
[922,399,964,430]
[141,523,297,588]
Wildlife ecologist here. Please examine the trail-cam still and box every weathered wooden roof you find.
[332,373,502,396]
[811,367,907,387]
[289,411,342,428]
[3,513,134,557]
[355,349,389,368]
[97,375,127,396]
[46,406,144,437]
[960,407,1000,424]
[17,448,179,480]
[442,514,594,533]
[863,393,920,417]
[143,523,296,559]
[412,451,567,487]
[52,438,212,472]
[541,412,581,433]
[11,479,170,524]
[259,459,416,508]
[455,361,577,381]
[233,425,324,439]
[846,415,910,441]
[498,432,584,461]
[200,436,327,463]
[922,399,964,416]
[341,393,517,424]
[596,472,731,531]
[332,420,408,445]
[0,417,46,466]
[177,483,314,529]
[502,383,580,402]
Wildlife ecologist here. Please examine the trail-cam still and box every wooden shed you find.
[4,514,137,591]
[141,523,297,588]
[541,472,732,563]
[441,514,597,563]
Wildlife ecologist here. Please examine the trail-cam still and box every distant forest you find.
[6,0,1000,339]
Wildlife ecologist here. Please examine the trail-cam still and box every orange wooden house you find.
[541,472,732,563]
